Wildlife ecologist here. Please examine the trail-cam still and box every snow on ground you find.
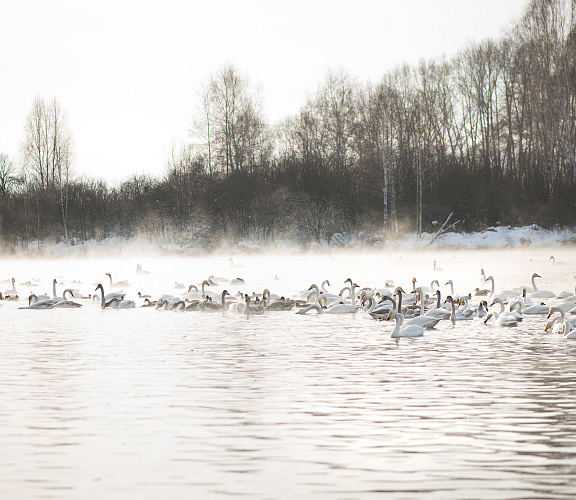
[5,224,576,258]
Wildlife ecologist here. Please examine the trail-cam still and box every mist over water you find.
[1,246,576,499]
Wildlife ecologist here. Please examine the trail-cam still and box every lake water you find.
[1,247,576,499]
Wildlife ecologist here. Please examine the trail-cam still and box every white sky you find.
[0,0,528,185]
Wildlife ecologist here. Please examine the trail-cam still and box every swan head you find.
[532,273,541,279]
[484,312,495,324]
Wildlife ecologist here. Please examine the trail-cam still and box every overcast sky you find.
[0,0,528,184]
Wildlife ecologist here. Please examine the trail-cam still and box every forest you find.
[0,0,574,250]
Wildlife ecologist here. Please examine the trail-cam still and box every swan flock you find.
[4,264,576,340]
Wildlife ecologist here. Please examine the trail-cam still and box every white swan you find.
[105,273,130,289]
[244,295,265,316]
[445,296,474,323]
[51,289,82,308]
[296,302,358,315]
[509,300,549,315]
[3,277,17,296]
[562,321,576,339]
[444,280,469,301]
[18,294,60,309]
[363,295,397,319]
[425,290,451,320]
[550,255,566,265]
[528,273,556,299]
[491,297,522,321]
[485,276,514,301]
[95,284,134,308]
[385,311,425,338]
[201,291,230,312]
[546,306,576,329]
[484,311,518,327]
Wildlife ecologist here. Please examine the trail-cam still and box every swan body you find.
[425,291,451,320]
[510,301,549,315]
[244,295,264,315]
[491,297,522,321]
[528,273,556,298]
[95,284,134,308]
[563,321,576,339]
[445,296,474,323]
[296,303,358,315]
[386,311,425,338]
[484,312,518,327]
[485,276,515,301]
[546,306,576,329]
[405,315,441,329]
[105,273,130,289]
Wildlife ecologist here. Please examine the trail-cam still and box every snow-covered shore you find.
[4,224,575,258]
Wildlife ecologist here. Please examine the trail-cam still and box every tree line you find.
[1,0,575,251]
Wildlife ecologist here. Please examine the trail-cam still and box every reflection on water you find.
[0,248,576,498]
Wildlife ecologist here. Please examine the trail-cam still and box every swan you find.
[475,270,490,296]
[546,306,576,328]
[562,321,576,339]
[415,279,439,294]
[105,273,130,289]
[550,255,566,265]
[4,277,17,296]
[296,303,358,315]
[445,296,474,323]
[364,295,397,319]
[509,300,549,315]
[95,284,134,308]
[51,289,82,308]
[263,289,295,311]
[424,290,452,320]
[405,313,441,329]
[445,280,469,301]
[229,277,245,285]
[244,295,265,315]
[528,273,556,299]
[477,300,489,318]
[557,287,576,300]
[491,297,523,321]
[201,291,230,312]
[343,278,359,305]
[385,311,425,338]
[433,261,444,272]
[484,276,514,301]
[18,294,60,309]
[484,311,518,327]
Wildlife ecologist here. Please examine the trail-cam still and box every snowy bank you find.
[6,224,576,258]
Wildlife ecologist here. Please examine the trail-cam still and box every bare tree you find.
[21,96,73,241]
[0,153,17,196]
